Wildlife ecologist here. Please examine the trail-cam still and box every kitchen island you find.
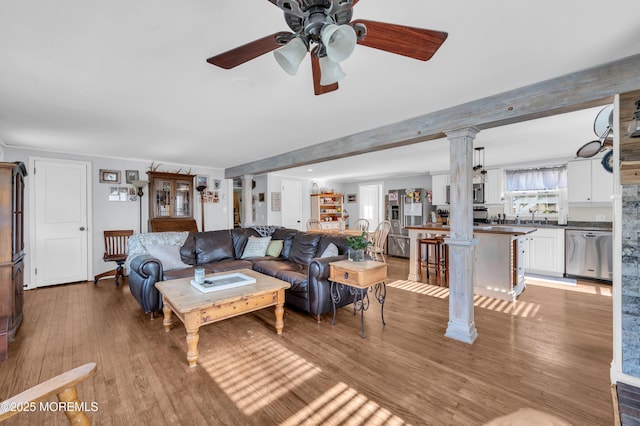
[407,224,537,301]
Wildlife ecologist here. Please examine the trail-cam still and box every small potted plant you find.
[345,231,371,262]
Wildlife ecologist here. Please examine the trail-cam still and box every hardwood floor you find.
[0,257,613,425]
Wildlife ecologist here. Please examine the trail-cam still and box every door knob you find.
[79,227,85,231]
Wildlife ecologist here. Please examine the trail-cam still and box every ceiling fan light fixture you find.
[273,37,308,76]
[321,24,357,63]
[319,56,346,85]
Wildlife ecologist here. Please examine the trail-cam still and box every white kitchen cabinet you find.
[567,158,613,203]
[523,228,565,277]
[431,174,449,206]
[591,158,614,202]
[484,169,504,204]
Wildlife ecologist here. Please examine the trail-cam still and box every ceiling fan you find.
[206,0,448,95]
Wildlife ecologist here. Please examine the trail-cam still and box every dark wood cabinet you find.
[0,161,26,361]
[147,171,195,232]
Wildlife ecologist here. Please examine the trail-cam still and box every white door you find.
[359,184,383,229]
[281,180,303,230]
[33,159,90,287]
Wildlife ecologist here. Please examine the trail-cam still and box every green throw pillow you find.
[266,239,284,257]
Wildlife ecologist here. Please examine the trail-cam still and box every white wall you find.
[4,147,231,285]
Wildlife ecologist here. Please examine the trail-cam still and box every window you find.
[505,166,567,217]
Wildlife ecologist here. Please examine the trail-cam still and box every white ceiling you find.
[1,1,639,182]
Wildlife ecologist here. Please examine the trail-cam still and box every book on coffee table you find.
[190,272,256,293]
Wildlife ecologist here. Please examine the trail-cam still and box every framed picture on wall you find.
[125,170,139,184]
[196,175,208,189]
[347,194,357,203]
[100,169,120,184]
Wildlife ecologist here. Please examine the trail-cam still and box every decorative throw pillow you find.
[145,244,191,270]
[266,240,284,257]
[241,236,272,259]
[320,242,339,258]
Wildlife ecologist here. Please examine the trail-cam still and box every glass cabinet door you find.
[147,171,195,221]
[175,180,191,217]
[154,179,172,217]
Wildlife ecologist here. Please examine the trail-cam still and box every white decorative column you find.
[241,174,253,227]
[444,127,479,344]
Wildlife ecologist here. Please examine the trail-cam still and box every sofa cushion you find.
[252,259,298,276]
[271,228,298,260]
[320,242,339,258]
[126,231,190,270]
[241,236,272,259]
[316,234,349,258]
[180,233,197,265]
[288,232,322,265]
[146,244,191,270]
[266,240,283,257]
[275,270,308,298]
[163,267,197,281]
[199,259,253,273]
[195,230,235,264]
[231,228,261,259]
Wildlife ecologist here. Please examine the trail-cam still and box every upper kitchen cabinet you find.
[431,174,449,206]
[484,169,504,204]
[567,158,613,203]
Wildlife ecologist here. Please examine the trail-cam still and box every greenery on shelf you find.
[345,232,372,250]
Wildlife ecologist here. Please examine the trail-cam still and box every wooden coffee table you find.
[155,268,291,367]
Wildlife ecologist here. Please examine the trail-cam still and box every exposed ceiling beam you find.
[225,53,640,179]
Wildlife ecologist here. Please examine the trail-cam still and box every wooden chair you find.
[367,220,391,262]
[94,230,134,286]
[352,218,369,232]
[306,218,322,230]
[0,362,97,425]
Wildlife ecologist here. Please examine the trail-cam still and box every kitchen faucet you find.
[531,211,536,224]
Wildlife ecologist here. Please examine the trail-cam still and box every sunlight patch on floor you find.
[281,382,408,426]
[200,335,409,423]
[387,280,448,298]
[200,337,321,415]
[388,280,541,318]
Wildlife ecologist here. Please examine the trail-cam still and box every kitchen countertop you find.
[407,224,537,236]
[489,222,612,232]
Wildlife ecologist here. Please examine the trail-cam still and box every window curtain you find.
[506,166,567,191]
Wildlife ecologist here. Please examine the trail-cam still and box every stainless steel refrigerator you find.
[386,188,433,258]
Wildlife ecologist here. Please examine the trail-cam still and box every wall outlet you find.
[595,214,606,221]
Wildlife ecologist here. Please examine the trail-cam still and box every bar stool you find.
[439,235,449,287]
[418,235,443,284]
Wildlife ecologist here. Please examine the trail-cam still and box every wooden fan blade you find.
[352,0,360,5]
[207,32,291,69]
[352,19,447,61]
[310,49,338,96]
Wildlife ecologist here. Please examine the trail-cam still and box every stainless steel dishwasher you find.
[565,230,612,281]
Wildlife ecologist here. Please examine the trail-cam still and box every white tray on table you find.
[190,272,256,293]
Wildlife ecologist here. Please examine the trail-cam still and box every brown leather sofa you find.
[128,227,356,321]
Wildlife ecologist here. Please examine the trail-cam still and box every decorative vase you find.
[311,182,319,194]
[348,248,365,262]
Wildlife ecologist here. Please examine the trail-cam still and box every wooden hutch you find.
[0,162,26,360]
[310,192,344,229]
[147,171,197,232]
